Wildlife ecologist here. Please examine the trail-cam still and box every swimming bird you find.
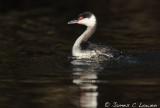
[68,12,122,59]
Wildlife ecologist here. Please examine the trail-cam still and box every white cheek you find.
[77,15,96,26]
[78,19,89,25]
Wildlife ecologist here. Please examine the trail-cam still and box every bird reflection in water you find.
[71,59,105,108]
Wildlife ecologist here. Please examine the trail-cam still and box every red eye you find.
[78,17,83,20]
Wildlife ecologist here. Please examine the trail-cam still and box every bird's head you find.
[68,12,96,27]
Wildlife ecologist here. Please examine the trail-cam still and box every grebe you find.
[68,12,122,59]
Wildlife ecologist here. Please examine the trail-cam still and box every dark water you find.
[0,1,160,108]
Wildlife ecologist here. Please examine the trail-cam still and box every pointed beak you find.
[68,20,77,24]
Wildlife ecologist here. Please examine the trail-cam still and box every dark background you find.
[1,0,160,13]
[0,0,86,13]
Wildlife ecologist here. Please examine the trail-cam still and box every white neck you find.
[72,23,96,55]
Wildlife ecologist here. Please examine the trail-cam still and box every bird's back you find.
[80,42,122,58]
